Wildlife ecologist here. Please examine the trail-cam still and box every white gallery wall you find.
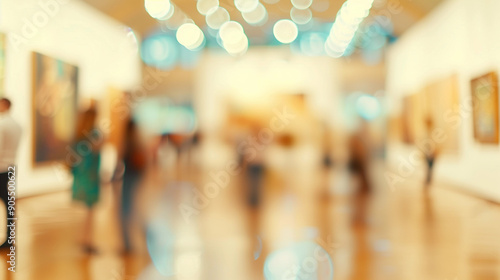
[0,0,141,197]
[386,0,500,201]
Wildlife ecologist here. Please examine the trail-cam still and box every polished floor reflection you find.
[3,151,500,280]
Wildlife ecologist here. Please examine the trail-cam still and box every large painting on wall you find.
[401,96,413,144]
[425,74,460,153]
[401,75,460,153]
[0,33,6,97]
[402,91,426,144]
[32,52,78,165]
[470,72,499,144]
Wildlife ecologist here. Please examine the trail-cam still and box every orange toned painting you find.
[471,72,499,144]
[424,74,460,153]
[32,52,79,165]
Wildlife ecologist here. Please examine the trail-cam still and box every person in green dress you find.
[71,107,101,253]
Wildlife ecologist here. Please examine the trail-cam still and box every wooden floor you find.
[1,158,500,280]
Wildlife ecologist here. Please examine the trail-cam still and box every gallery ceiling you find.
[80,0,444,38]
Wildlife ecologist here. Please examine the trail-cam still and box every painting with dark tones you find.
[32,52,78,165]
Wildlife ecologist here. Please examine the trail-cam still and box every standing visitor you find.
[71,107,102,253]
[121,120,146,252]
[424,117,439,188]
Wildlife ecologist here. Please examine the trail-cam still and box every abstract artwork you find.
[471,72,499,144]
[32,52,79,165]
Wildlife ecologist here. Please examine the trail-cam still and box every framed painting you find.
[387,114,401,142]
[470,72,499,144]
[402,91,426,144]
[401,95,413,144]
[424,74,460,153]
[32,52,79,165]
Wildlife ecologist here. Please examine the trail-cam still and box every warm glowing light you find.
[325,38,347,57]
[158,4,175,20]
[219,21,248,55]
[234,0,259,13]
[176,23,205,50]
[290,7,312,25]
[188,34,205,50]
[242,3,267,25]
[273,19,298,44]
[291,0,312,9]
[145,0,172,19]
[219,21,245,45]
[206,7,230,29]
[197,0,219,15]
[325,0,375,57]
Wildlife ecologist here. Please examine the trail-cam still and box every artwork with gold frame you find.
[32,52,79,165]
[470,72,499,144]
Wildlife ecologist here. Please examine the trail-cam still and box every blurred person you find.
[348,122,371,226]
[189,131,202,166]
[348,127,371,194]
[168,133,193,180]
[424,117,439,188]
[321,123,334,169]
[121,120,146,252]
[191,131,201,147]
[71,107,101,253]
[149,133,163,165]
[244,125,268,207]
[247,161,265,207]
[0,98,22,248]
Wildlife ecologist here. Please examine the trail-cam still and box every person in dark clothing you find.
[121,120,146,252]
[424,117,439,187]
[348,132,370,194]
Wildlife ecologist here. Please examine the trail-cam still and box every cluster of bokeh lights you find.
[325,0,375,57]
[176,23,205,50]
[219,21,249,55]
[142,0,382,65]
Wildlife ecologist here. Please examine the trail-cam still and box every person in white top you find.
[0,98,22,248]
